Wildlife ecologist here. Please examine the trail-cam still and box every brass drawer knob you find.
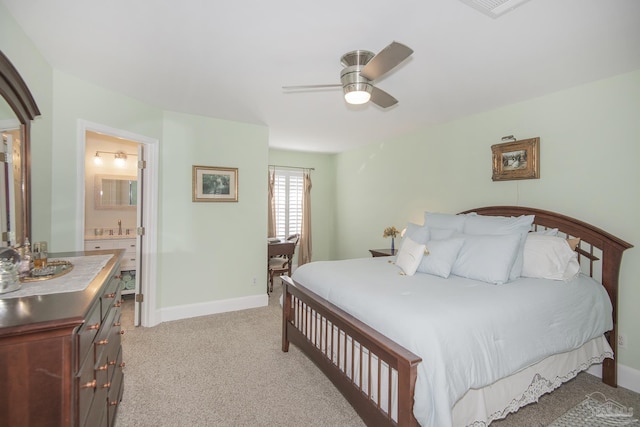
[109,400,118,407]
[119,330,125,335]
[119,362,126,368]
[96,364,108,371]
[81,380,97,389]
[104,292,116,299]
[87,322,100,330]
[96,339,109,346]
[102,382,111,389]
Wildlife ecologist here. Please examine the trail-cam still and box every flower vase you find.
[391,238,395,253]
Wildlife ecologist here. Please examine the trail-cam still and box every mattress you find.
[291,257,613,427]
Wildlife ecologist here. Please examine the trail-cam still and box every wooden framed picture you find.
[192,165,238,202]
[491,137,540,181]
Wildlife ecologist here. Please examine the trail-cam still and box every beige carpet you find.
[116,280,639,427]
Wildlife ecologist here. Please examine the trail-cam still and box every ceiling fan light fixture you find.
[344,84,372,105]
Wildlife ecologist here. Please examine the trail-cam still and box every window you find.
[273,169,303,240]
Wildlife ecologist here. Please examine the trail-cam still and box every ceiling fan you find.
[283,41,414,108]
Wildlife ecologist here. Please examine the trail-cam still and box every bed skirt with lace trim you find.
[453,336,613,427]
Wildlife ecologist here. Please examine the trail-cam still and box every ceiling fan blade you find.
[370,86,398,108]
[360,41,413,81]
[282,84,342,90]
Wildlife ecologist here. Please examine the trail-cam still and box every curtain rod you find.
[269,164,315,171]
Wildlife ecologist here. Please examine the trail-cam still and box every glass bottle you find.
[18,238,33,278]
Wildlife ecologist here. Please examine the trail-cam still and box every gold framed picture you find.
[491,137,540,181]
[192,165,238,202]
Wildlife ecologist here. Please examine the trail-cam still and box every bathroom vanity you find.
[0,249,125,427]
[85,236,136,294]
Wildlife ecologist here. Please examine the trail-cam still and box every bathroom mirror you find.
[0,50,40,247]
[95,175,137,209]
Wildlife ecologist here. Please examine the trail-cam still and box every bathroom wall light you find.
[93,150,136,167]
[114,151,127,167]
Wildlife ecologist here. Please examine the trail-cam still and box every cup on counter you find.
[33,241,48,269]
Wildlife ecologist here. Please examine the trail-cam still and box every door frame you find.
[76,119,159,327]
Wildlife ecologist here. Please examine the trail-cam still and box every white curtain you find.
[298,172,312,265]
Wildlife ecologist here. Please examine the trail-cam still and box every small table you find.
[369,248,399,257]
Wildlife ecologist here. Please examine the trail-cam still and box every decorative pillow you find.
[402,222,430,246]
[395,237,427,276]
[522,234,580,281]
[534,227,558,236]
[429,228,455,241]
[417,238,465,278]
[567,237,580,251]
[463,214,535,280]
[451,233,521,284]
[424,212,466,233]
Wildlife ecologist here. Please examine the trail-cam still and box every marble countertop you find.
[85,234,135,241]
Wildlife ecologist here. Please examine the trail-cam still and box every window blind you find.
[273,169,303,240]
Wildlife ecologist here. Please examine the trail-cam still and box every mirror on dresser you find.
[0,50,40,248]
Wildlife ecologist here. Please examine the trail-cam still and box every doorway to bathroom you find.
[78,121,158,327]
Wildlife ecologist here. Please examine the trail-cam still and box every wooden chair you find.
[267,234,299,293]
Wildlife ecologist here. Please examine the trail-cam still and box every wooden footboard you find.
[281,275,421,427]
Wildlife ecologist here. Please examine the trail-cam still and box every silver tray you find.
[20,260,74,282]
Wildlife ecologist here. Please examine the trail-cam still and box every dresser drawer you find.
[77,302,102,368]
[107,347,125,426]
[77,353,98,427]
[100,277,122,320]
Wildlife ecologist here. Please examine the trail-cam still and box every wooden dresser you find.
[0,249,125,427]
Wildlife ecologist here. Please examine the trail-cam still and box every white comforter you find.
[291,257,613,427]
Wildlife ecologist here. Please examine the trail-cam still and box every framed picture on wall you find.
[192,165,238,202]
[491,137,540,181]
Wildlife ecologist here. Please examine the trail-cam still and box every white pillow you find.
[395,237,426,276]
[451,233,521,284]
[534,227,558,236]
[402,222,430,245]
[417,238,465,278]
[522,234,580,281]
[429,228,455,241]
[424,212,466,233]
[463,214,534,280]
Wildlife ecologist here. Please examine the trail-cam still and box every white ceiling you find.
[3,0,640,153]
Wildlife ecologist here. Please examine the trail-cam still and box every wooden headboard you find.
[459,206,633,387]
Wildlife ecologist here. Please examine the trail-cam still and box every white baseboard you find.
[158,293,269,323]
[587,362,640,393]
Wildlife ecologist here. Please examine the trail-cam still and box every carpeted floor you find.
[116,280,639,427]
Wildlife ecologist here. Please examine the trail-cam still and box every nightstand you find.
[369,248,399,257]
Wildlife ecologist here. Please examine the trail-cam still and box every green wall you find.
[0,2,54,245]
[334,70,640,371]
[160,111,268,305]
[1,2,270,314]
[268,149,337,262]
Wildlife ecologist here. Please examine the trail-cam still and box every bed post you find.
[281,276,292,352]
[601,242,627,387]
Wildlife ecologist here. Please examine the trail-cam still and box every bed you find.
[280,206,633,426]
